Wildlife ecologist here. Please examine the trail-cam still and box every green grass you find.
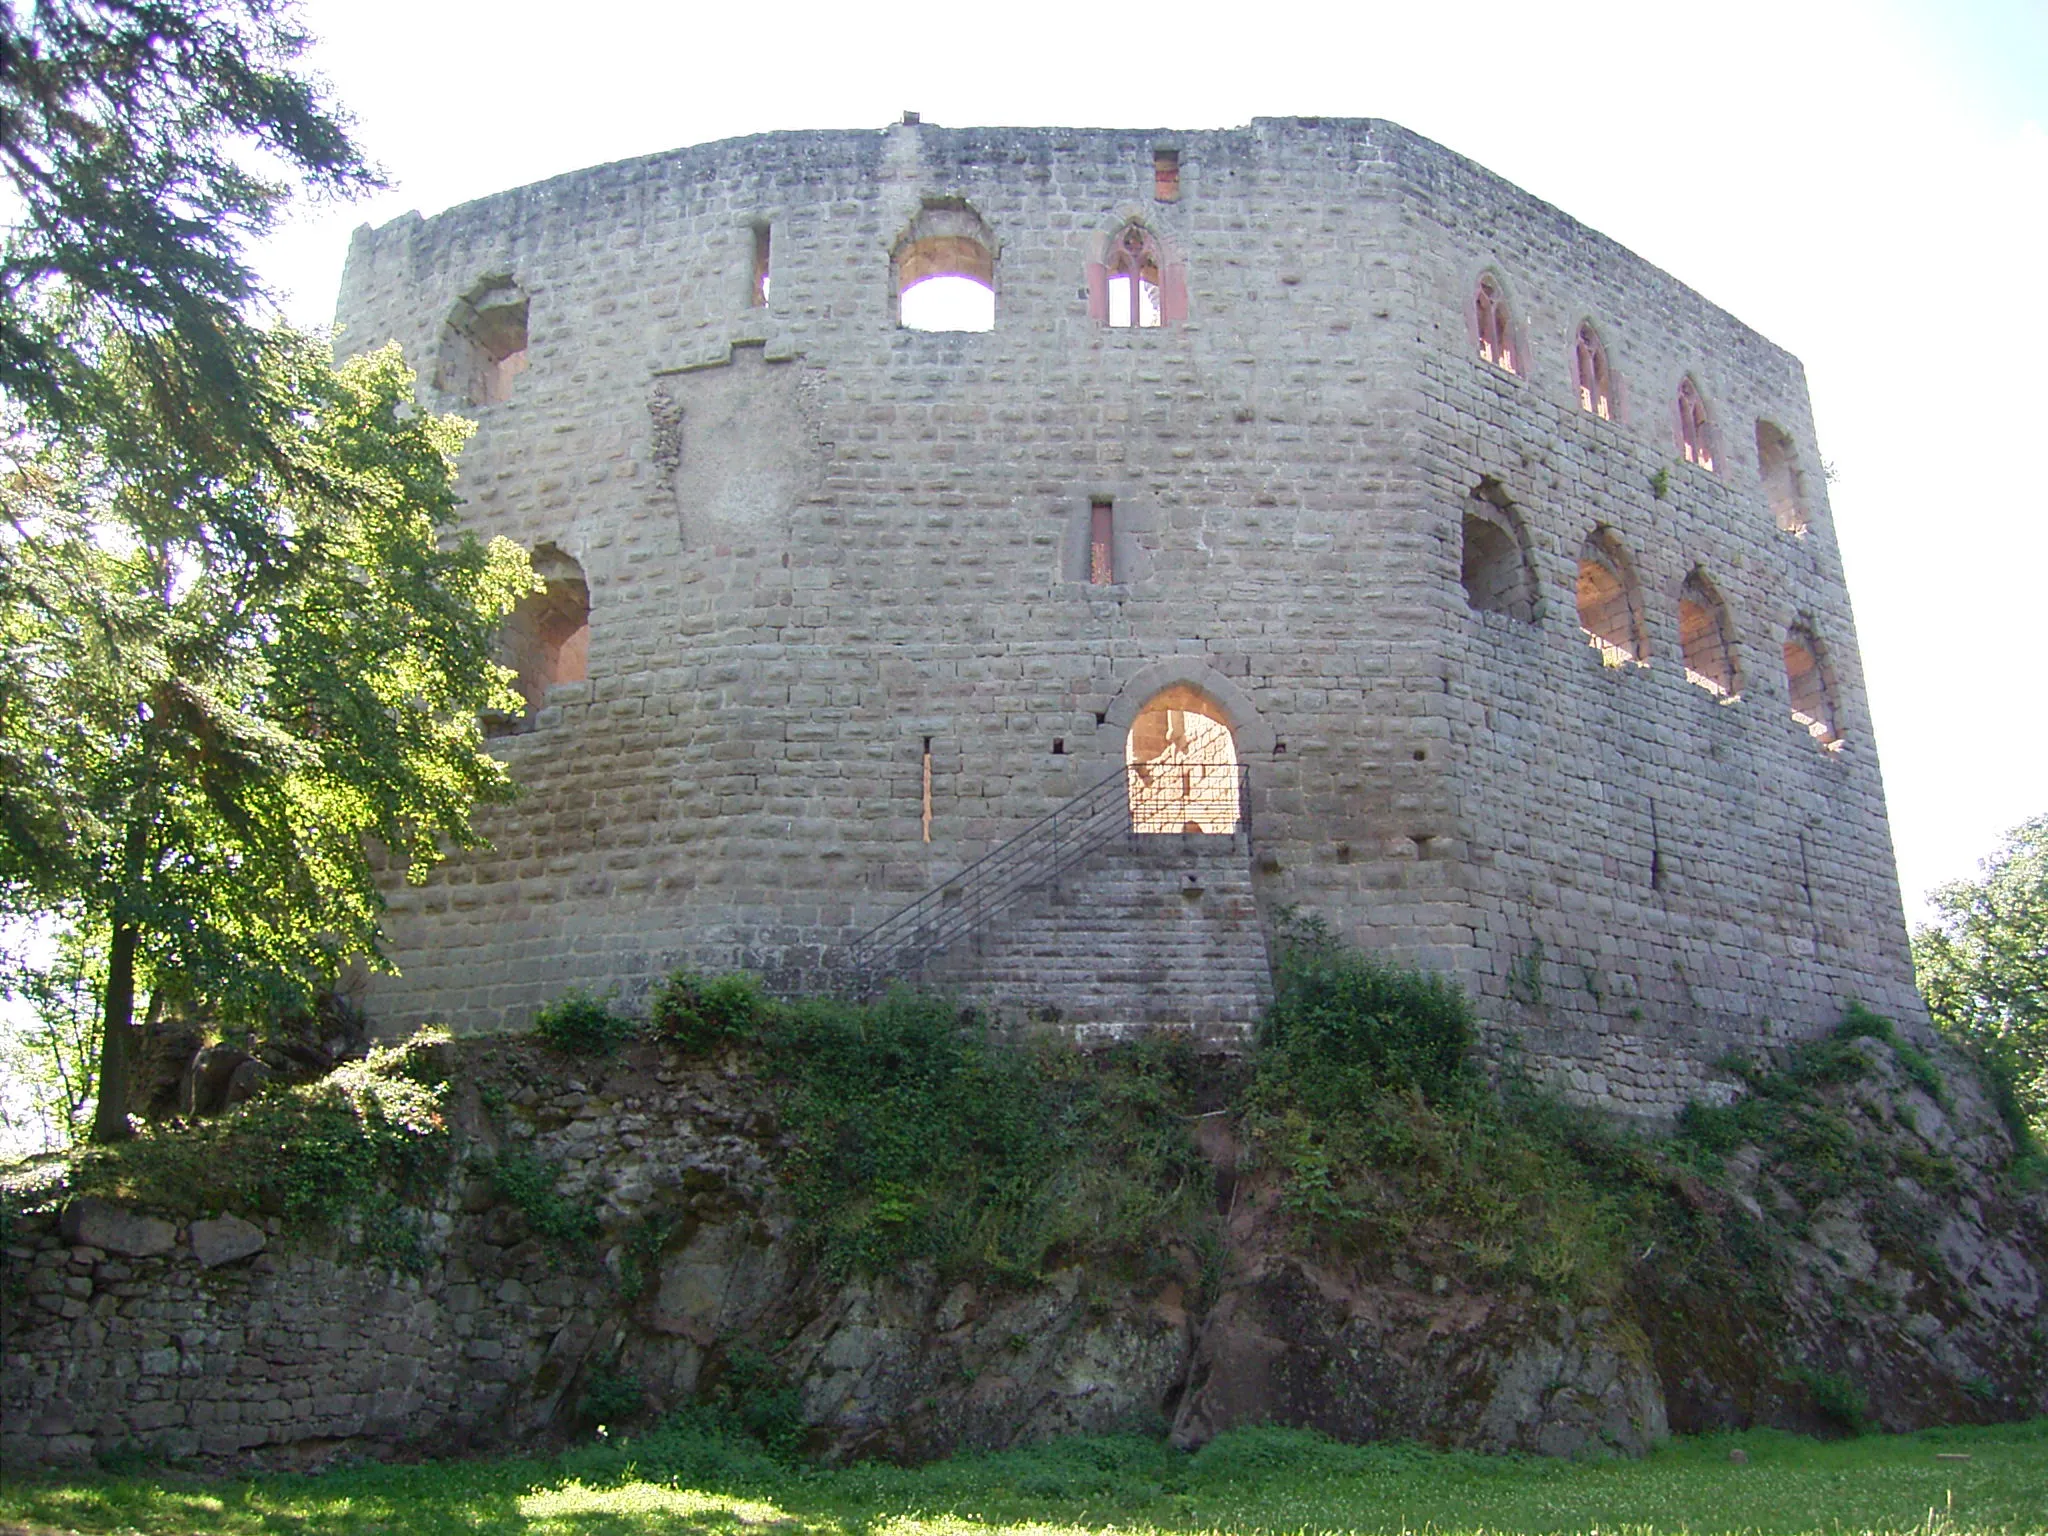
[2,1421,2042,1535]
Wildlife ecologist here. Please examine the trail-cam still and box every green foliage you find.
[1649,465,1672,499]
[0,931,103,1151]
[1791,1365,1870,1435]
[1258,916,1472,1105]
[574,1365,646,1427]
[1913,815,2048,1149]
[533,991,639,1056]
[1248,928,1634,1301]
[0,0,377,446]
[483,1148,598,1252]
[6,1419,2048,1536]
[650,969,767,1053]
[683,1347,808,1462]
[763,987,1210,1284]
[3,1029,451,1264]
[618,1213,679,1301]
[0,335,534,1141]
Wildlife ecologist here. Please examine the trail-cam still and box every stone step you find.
[914,831,1270,1045]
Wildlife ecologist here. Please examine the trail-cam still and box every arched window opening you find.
[491,545,589,732]
[1576,528,1647,666]
[1757,419,1808,534]
[1460,481,1537,623]
[893,202,997,333]
[1784,626,1842,748]
[1678,377,1715,470]
[1126,685,1240,834]
[1088,222,1187,328]
[1678,571,1738,698]
[435,276,529,407]
[1475,274,1518,374]
[1107,223,1163,328]
[1573,322,1614,420]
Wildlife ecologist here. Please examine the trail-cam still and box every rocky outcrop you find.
[4,1034,2042,1469]
[1170,1181,1667,1456]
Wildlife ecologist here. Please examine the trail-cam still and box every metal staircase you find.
[842,760,1249,992]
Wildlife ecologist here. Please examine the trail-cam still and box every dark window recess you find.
[1155,149,1180,201]
[1052,738,1065,755]
[1090,499,1115,584]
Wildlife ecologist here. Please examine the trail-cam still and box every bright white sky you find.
[255,0,2047,921]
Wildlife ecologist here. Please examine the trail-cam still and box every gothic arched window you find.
[1573,322,1614,420]
[1475,274,1518,374]
[1106,223,1163,329]
[1678,377,1715,470]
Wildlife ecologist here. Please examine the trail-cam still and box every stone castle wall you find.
[331,117,1924,1112]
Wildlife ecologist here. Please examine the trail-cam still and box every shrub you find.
[651,969,768,1053]
[576,1365,646,1426]
[1794,1364,1870,1434]
[486,1148,599,1251]
[1258,919,1472,1107]
[10,1028,453,1264]
[534,990,638,1056]
[766,990,1209,1283]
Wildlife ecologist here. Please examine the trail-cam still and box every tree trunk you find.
[90,918,139,1143]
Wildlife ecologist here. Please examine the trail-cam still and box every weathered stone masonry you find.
[332,117,1925,1112]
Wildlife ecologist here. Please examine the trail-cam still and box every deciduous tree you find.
[0,334,531,1141]
[1913,815,2048,1146]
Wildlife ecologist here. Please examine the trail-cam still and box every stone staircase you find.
[918,829,1271,1044]
[843,763,1271,1043]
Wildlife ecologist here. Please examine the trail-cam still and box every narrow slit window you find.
[1475,274,1517,374]
[1090,499,1115,584]
[1574,322,1613,420]
[1106,224,1163,329]
[751,224,771,307]
[1678,377,1714,470]
[1154,149,1181,201]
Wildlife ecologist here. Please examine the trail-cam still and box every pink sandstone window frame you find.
[1677,376,1716,471]
[1473,273,1520,375]
[1087,221,1188,329]
[1572,321,1615,420]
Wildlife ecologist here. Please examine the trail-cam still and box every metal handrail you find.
[843,759,1249,988]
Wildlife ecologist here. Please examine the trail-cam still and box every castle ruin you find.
[334,117,1925,1115]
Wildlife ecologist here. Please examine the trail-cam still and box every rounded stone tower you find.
[334,116,1925,1115]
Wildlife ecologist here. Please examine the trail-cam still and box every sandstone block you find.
[190,1216,266,1269]
[59,1199,174,1259]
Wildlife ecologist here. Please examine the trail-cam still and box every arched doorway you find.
[1126,685,1241,833]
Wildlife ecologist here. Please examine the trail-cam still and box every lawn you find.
[1,1420,2042,1536]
